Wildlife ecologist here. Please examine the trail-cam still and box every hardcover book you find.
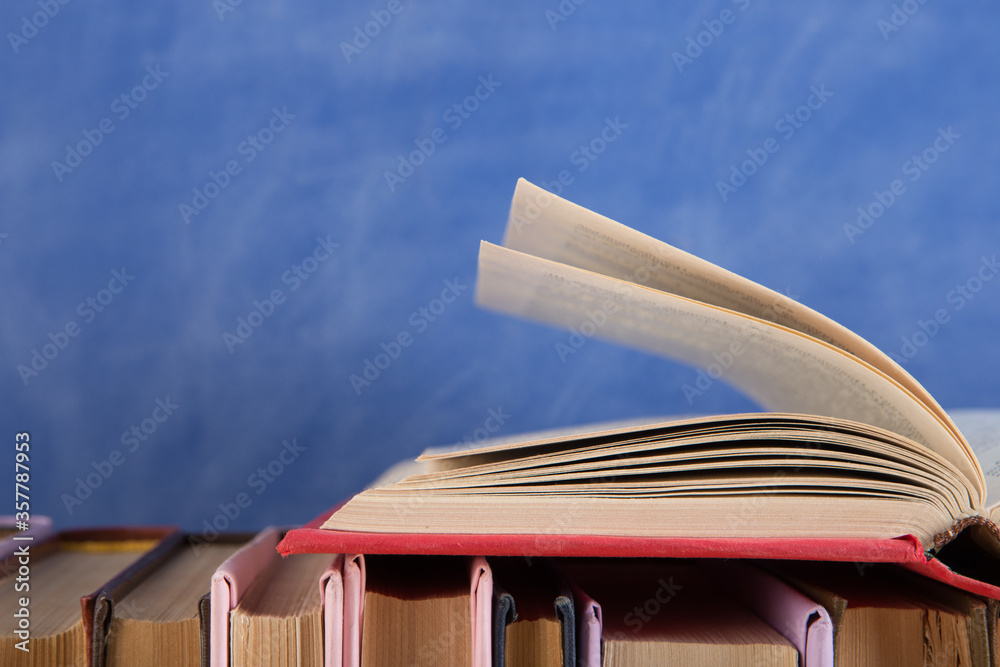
[280,179,1000,601]
[0,526,177,667]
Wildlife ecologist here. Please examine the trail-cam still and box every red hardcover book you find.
[278,507,1000,600]
[281,180,1000,603]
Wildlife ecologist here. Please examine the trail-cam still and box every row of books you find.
[9,179,1000,666]
[2,515,999,666]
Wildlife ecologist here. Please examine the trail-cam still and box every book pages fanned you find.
[317,178,1000,567]
[951,409,1000,510]
[476,241,980,495]
[502,178,967,450]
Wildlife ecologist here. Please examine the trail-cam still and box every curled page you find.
[499,178,979,496]
[503,178,963,447]
[476,241,981,503]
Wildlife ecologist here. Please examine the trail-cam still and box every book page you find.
[951,409,1000,509]
[476,241,983,505]
[420,416,675,458]
[503,179,967,456]
[367,458,433,488]
[324,490,954,548]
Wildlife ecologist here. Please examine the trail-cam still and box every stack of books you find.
[5,181,1000,665]
[4,517,1000,666]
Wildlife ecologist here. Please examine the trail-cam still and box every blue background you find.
[1,0,998,532]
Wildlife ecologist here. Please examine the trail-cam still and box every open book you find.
[321,178,999,557]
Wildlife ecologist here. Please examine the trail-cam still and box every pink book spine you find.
[209,527,282,667]
[342,554,366,667]
[705,561,834,667]
[321,554,345,667]
[470,556,492,667]
[573,585,603,667]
